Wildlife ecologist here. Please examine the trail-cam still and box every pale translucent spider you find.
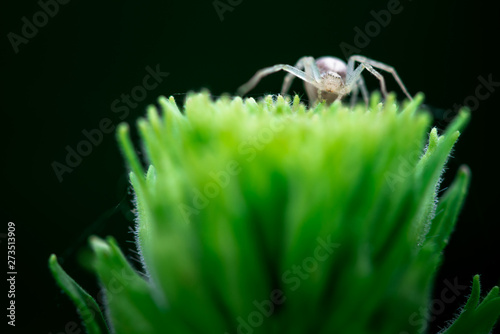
[237,55,413,106]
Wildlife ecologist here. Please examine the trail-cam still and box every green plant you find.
[50,92,500,333]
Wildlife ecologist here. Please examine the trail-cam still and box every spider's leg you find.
[358,75,369,106]
[237,64,317,97]
[350,83,359,108]
[349,75,369,108]
[364,63,388,98]
[348,55,413,100]
[281,57,305,95]
[347,58,388,98]
[303,57,322,82]
[344,62,366,94]
[304,57,326,105]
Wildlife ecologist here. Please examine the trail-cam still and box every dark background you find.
[1,0,499,333]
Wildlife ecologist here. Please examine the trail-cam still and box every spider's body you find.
[237,55,413,106]
[308,57,347,103]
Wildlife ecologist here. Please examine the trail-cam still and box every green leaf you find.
[50,93,499,334]
[49,254,109,334]
[89,236,193,334]
[442,275,500,334]
[427,165,471,252]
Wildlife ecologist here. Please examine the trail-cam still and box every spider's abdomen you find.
[315,56,347,80]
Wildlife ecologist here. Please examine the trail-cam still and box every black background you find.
[2,0,499,333]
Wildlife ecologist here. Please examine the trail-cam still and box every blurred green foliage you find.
[50,92,500,334]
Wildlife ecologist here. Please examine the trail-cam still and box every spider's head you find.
[321,72,344,93]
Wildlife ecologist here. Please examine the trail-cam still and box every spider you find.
[237,55,413,106]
